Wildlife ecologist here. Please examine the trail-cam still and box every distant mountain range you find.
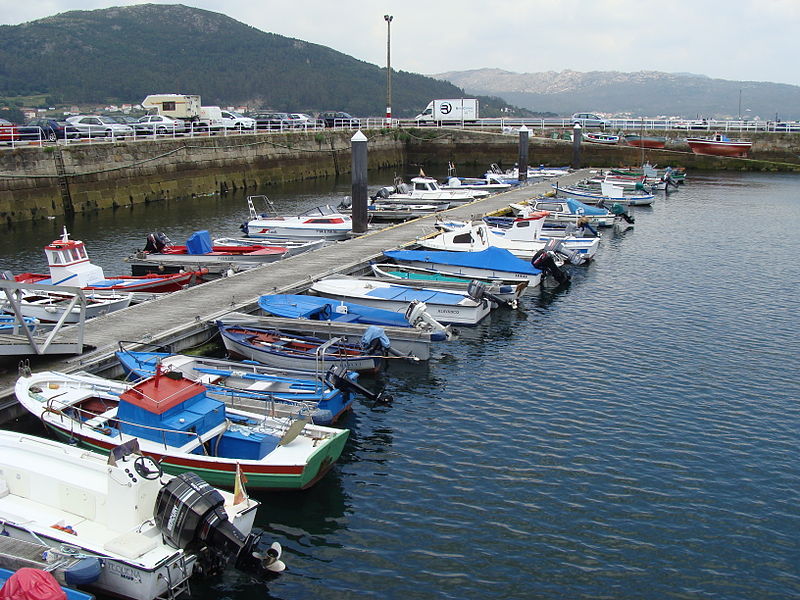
[432,68,800,121]
[0,4,519,118]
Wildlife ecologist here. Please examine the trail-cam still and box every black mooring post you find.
[351,130,368,233]
[572,123,582,169]
[517,125,529,183]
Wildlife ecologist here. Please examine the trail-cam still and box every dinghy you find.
[3,290,132,323]
[310,277,493,326]
[16,367,349,491]
[0,428,278,600]
[217,322,385,373]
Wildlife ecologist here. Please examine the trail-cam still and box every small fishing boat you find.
[553,181,655,206]
[0,428,275,600]
[16,367,349,491]
[509,197,616,227]
[240,196,352,241]
[115,349,362,424]
[382,247,542,286]
[217,322,385,373]
[686,134,752,157]
[579,132,619,144]
[213,236,328,257]
[13,228,206,293]
[623,133,667,149]
[126,230,288,276]
[310,277,493,326]
[3,291,132,323]
[440,176,512,193]
[369,263,527,307]
[0,568,94,600]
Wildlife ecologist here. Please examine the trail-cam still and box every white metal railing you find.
[2,116,798,151]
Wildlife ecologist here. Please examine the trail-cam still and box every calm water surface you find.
[3,171,799,599]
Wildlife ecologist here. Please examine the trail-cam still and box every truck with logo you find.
[414,99,479,124]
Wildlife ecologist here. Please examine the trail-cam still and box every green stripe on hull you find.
[47,425,350,491]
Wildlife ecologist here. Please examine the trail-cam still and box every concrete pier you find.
[0,169,591,421]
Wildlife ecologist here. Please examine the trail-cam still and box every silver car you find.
[135,115,187,135]
[66,115,134,138]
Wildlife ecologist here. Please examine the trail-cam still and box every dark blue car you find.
[18,118,79,141]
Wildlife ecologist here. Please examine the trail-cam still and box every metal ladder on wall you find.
[52,148,74,216]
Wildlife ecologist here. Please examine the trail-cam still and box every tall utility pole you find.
[384,14,393,125]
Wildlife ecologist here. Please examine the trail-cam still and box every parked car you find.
[318,111,359,128]
[571,113,609,128]
[288,113,320,128]
[65,115,134,138]
[135,115,186,135]
[219,110,256,131]
[773,121,800,132]
[0,118,19,144]
[18,118,79,141]
[251,111,292,131]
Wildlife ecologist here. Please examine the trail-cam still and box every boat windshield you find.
[299,205,339,217]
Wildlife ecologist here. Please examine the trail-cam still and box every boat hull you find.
[624,135,666,149]
[686,138,751,157]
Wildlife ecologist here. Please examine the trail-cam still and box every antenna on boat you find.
[61,226,70,243]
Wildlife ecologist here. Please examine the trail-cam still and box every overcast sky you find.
[3,0,799,86]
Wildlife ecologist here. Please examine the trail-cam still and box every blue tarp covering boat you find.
[384,247,541,276]
[564,197,613,216]
[258,294,414,329]
[185,230,213,255]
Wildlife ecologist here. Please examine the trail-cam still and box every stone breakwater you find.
[2,128,798,224]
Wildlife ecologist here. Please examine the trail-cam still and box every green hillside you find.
[0,4,523,117]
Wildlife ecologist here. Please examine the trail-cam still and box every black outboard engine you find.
[144,232,171,253]
[467,280,514,308]
[372,186,394,200]
[532,239,573,285]
[611,203,635,224]
[154,472,264,576]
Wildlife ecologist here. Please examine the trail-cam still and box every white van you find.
[199,106,224,131]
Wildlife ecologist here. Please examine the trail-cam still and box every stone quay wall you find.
[2,127,798,224]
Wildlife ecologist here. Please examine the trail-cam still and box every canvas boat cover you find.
[565,197,611,216]
[384,247,540,275]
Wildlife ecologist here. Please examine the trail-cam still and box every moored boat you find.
[16,368,350,491]
[3,290,132,323]
[12,228,206,293]
[0,428,275,600]
[310,277,493,326]
[240,196,352,241]
[686,134,752,157]
[623,134,667,149]
[218,322,385,373]
[115,349,359,425]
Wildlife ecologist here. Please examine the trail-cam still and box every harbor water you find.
[2,171,799,599]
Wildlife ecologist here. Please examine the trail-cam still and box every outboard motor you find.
[144,232,171,253]
[325,362,393,403]
[531,239,572,286]
[405,300,455,340]
[154,472,270,576]
[611,202,635,224]
[372,186,394,200]
[467,280,516,309]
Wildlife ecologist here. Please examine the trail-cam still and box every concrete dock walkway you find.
[0,169,591,418]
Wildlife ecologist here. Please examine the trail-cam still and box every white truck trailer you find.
[414,99,479,124]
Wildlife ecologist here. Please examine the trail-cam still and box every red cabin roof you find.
[119,372,205,415]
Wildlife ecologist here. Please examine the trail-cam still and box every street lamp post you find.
[384,14,393,125]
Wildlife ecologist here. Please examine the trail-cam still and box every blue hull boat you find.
[115,350,358,425]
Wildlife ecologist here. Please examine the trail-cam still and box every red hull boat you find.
[686,136,751,157]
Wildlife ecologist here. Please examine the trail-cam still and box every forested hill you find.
[0,4,517,117]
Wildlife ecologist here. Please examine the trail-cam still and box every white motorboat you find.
[553,181,655,206]
[3,290,132,323]
[240,196,352,240]
[310,277,494,326]
[422,215,599,261]
[377,176,486,205]
[0,429,270,600]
